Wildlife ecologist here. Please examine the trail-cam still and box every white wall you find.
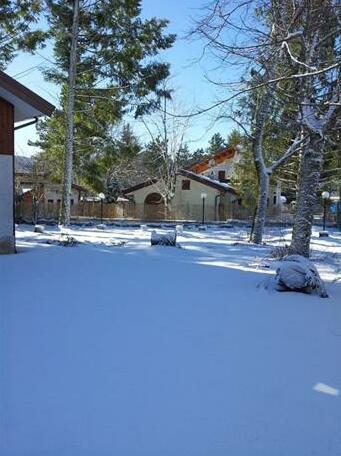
[126,175,237,221]
[200,153,240,181]
[0,155,15,253]
[126,176,222,206]
[44,184,80,204]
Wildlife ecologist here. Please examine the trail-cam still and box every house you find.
[0,71,54,253]
[191,147,283,215]
[189,146,241,182]
[15,156,86,205]
[15,155,87,221]
[123,169,238,221]
[123,145,285,222]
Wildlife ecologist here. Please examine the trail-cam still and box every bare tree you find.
[141,93,190,212]
[191,0,340,248]
[16,158,46,224]
[287,1,340,256]
[190,0,307,243]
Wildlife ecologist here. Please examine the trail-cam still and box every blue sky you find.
[8,0,236,157]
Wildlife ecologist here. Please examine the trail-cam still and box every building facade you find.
[123,169,238,221]
[0,71,54,253]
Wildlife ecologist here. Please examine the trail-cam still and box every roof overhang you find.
[179,169,237,194]
[123,179,158,194]
[0,70,55,122]
[123,172,237,195]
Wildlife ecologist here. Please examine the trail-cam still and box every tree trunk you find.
[337,185,341,231]
[290,134,324,257]
[251,169,269,244]
[249,204,258,242]
[60,0,80,226]
[249,80,276,244]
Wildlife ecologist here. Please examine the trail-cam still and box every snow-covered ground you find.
[1,224,341,456]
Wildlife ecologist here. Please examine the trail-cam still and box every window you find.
[218,170,226,181]
[182,179,190,190]
[48,199,54,204]
[71,199,74,205]
[57,199,61,204]
[273,195,277,205]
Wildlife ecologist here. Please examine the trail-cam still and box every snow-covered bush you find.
[58,234,78,247]
[34,224,45,234]
[275,255,328,298]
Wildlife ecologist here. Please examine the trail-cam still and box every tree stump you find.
[151,230,177,246]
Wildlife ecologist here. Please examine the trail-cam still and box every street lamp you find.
[321,191,330,233]
[98,192,105,225]
[279,195,287,213]
[201,193,207,225]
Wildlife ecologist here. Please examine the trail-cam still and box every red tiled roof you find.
[190,147,236,174]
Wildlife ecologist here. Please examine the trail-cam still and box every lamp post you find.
[201,193,207,225]
[321,191,330,233]
[279,195,287,214]
[98,192,105,225]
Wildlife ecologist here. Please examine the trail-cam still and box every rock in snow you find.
[275,254,328,298]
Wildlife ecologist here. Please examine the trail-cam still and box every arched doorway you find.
[144,192,165,220]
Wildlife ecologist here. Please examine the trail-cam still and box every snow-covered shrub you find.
[151,230,177,246]
[269,245,293,259]
[176,224,183,234]
[97,224,106,230]
[34,224,45,233]
[275,255,328,298]
[58,235,78,247]
[198,225,207,231]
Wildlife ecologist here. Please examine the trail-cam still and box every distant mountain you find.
[15,156,34,174]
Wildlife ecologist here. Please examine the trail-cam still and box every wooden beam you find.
[0,98,14,155]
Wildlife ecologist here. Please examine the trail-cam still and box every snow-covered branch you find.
[267,134,306,174]
[281,41,316,71]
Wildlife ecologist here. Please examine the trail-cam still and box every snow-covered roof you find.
[179,169,237,194]
[123,170,237,195]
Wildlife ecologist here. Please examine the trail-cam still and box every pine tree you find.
[44,0,175,225]
[84,123,142,198]
[207,133,227,156]
[0,1,45,68]
[61,0,79,226]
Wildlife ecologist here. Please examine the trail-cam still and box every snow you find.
[182,169,236,191]
[1,224,341,456]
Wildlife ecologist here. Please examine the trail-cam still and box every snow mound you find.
[34,224,45,233]
[275,255,328,298]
